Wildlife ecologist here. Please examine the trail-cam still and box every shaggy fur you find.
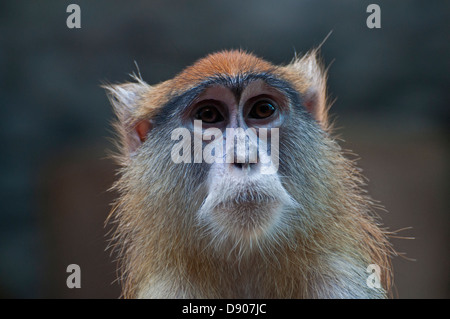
[104,49,394,298]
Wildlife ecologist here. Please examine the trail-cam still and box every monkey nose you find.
[231,162,257,172]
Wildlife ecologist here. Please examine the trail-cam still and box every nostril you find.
[233,162,244,169]
[232,162,256,171]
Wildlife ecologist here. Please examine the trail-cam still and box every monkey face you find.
[178,81,298,247]
[105,50,329,254]
[105,50,393,298]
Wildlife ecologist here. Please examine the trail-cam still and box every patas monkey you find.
[104,49,393,298]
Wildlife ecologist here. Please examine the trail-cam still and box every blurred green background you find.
[0,0,448,298]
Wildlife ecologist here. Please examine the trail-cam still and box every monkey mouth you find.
[206,181,283,216]
[197,184,289,242]
[197,171,299,247]
[221,188,280,206]
[217,201,282,236]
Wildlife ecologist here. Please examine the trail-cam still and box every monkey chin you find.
[197,171,299,256]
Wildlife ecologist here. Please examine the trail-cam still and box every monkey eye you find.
[194,106,224,123]
[248,100,276,119]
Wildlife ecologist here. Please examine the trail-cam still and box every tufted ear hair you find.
[103,79,153,155]
[285,50,330,128]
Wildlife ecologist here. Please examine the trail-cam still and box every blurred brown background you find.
[0,0,448,298]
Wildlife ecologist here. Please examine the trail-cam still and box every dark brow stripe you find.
[154,72,303,124]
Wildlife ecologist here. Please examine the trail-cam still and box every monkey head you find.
[106,50,357,256]
[104,50,393,299]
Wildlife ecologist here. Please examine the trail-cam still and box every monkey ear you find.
[286,50,329,127]
[103,81,153,154]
